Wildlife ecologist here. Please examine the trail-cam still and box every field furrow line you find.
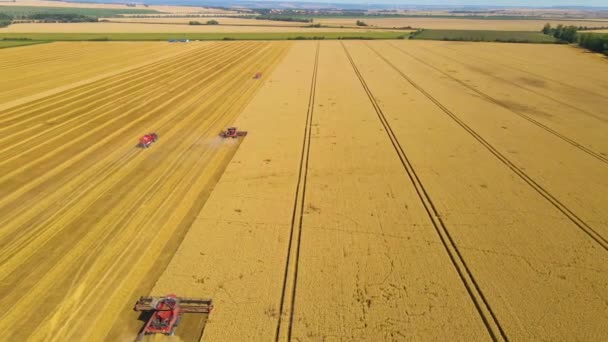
[366,43,608,251]
[343,41,506,342]
[275,41,319,342]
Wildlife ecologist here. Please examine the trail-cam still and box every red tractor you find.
[220,127,247,138]
[138,133,158,148]
[253,72,262,79]
[134,295,213,340]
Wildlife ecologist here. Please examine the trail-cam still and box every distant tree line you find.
[542,23,578,43]
[255,15,312,23]
[542,23,608,55]
[578,33,608,54]
[27,13,97,23]
[0,13,11,28]
[189,20,219,25]
[0,12,100,26]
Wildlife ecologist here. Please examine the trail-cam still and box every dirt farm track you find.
[0,40,607,341]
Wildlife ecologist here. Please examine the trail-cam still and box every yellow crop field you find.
[1,39,607,342]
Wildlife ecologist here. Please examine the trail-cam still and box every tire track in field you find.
[275,42,319,342]
[365,43,608,252]
[390,43,608,165]
[342,41,507,342]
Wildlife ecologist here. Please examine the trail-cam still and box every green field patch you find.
[411,29,557,43]
[0,39,48,49]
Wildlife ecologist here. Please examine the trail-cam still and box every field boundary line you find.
[275,42,320,342]
[342,41,507,342]
[389,42,608,164]
[368,42,608,251]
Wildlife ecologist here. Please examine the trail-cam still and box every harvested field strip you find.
[289,41,489,341]
[0,41,289,341]
[274,41,319,342]
[344,41,608,340]
[0,44,236,152]
[387,43,608,164]
[151,41,319,341]
[0,43,248,199]
[0,42,200,107]
[341,41,506,341]
[366,42,608,250]
[0,43,207,118]
[0,42,263,277]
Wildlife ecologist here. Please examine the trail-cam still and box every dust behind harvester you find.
[220,127,247,138]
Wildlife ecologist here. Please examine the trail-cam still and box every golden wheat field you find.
[1,40,607,342]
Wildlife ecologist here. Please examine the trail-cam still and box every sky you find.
[288,0,608,5]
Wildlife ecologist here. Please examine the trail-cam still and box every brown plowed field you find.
[1,40,607,341]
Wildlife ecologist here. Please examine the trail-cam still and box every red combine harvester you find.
[134,295,213,340]
[138,133,158,148]
[220,127,247,138]
[253,72,262,79]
